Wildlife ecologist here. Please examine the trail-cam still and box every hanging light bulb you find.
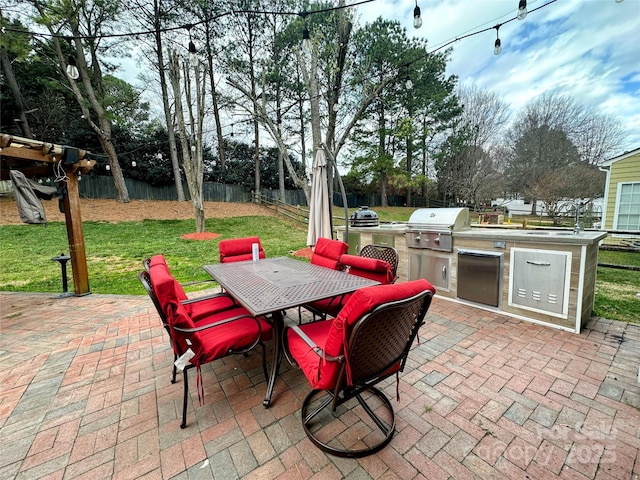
[494,38,502,55]
[406,78,414,90]
[105,164,111,171]
[413,1,423,29]
[494,25,502,55]
[131,161,137,167]
[66,55,79,80]
[517,0,528,20]
[302,23,311,54]
[188,40,198,67]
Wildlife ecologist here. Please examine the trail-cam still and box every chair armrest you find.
[173,314,261,334]
[288,325,343,363]
[180,279,216,287]
[181,292,238,306]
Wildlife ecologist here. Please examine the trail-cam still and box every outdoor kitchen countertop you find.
[454,227,607,245]
[340,224,607,245]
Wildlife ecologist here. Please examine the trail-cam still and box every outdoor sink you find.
[523,231,576,236]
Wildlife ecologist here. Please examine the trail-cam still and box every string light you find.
[66,55,79,80]
[413,1,423,29]
[494,25,502,55]
[299,11,312,53]
[517,0,528,20]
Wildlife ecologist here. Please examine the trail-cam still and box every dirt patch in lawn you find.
[0,198,274,225]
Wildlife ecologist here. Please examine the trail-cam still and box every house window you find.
[615,182,640,230]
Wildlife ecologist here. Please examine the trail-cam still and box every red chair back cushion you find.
[310,238,348,270]
[340,254,393,284]
[149,254,188,303]
[219,237,265,263]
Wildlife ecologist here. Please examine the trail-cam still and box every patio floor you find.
[1,290,639,480]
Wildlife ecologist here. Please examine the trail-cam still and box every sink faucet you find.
[573,201,582,234]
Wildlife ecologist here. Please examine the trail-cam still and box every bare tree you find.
[457,84,510,148]
[168,49,206,232]
[504,92,624,214]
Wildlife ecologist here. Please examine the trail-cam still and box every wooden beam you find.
[62,173,91,295]
[1,145,57,163]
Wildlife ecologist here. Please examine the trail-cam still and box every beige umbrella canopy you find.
[306,148,332,247]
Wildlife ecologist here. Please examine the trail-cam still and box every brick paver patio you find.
[1,290,638,479]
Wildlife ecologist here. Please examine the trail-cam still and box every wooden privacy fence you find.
[74,176,414,208]
[254,192,349,230]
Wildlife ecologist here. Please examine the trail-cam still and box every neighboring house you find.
[599,147,640,231]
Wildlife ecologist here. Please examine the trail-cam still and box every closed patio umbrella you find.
[306,148,332,247]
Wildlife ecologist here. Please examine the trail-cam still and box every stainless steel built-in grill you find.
[405,207,470,252]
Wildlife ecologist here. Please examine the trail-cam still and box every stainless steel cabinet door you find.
[409,253,450,291]
[509,248,571,317]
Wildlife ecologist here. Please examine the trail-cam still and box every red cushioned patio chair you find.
[297,237,349,322]
[140,255,258,383]
[150,268,273,429]
[284,279,436,457]
[219,236,265,263]
[359,244,400,282]
[309,237,348,270]
[302,253,395,321]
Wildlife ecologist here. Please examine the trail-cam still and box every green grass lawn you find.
[593,249,640,324]
[1,208,637,324]
[0,216,308,296]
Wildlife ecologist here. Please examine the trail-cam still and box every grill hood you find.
[407,207,470,231]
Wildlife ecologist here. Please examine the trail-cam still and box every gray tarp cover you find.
[9,170,57,224]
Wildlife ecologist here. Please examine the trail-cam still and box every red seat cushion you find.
[304,255,394,317]
[286,320,337,390]
[149,254,189,302]
[310,238,348,270]
[291,279,436,389]
[219,237,265,263]
[184,296,238,322]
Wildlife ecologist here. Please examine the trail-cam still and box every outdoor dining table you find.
[203,256,380,407]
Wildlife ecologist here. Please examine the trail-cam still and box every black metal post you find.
[51,253,72,297]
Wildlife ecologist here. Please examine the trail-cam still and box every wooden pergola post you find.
[62,172,90,294]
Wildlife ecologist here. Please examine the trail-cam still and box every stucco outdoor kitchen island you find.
[337,213,606,333]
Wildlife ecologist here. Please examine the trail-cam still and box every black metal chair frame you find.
[287,289,433,457]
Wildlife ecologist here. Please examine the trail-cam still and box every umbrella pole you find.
[321,144,348,242]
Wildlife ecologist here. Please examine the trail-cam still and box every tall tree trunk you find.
[168,50,205,232]
[1,47,34,138]
[203,11,226,168]
[153,0,185,201]
[53,35,130,202]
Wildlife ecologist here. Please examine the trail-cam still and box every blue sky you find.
[355,0,640,155]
